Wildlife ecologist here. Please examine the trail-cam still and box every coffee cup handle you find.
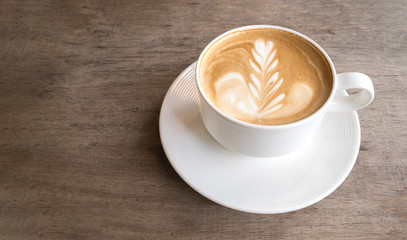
[327,72,374,112]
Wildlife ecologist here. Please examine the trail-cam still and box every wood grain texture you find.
[0,0,406,239]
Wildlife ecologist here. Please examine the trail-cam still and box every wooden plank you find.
[0,0,405,239]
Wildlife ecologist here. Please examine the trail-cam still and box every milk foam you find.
[200,28,332,125]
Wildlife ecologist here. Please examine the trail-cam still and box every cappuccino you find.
[199,28,333,125]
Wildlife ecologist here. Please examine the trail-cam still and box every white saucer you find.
[159,62,361,214]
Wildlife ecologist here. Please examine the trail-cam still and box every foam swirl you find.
[199,28,332,125]
[215,39,313,124]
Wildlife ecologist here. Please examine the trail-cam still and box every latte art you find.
[199,28,332,125]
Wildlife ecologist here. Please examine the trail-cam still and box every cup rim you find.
[196,25,337,129]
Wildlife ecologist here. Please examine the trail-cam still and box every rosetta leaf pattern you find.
[214,39,289,123]
[247,39,285,117]
[213,39,315,124]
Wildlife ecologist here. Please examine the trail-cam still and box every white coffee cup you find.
[196,25,374,158]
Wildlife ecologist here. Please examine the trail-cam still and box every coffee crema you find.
[199,28,333,125]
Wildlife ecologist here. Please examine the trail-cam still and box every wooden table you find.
[0,0,406,239]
